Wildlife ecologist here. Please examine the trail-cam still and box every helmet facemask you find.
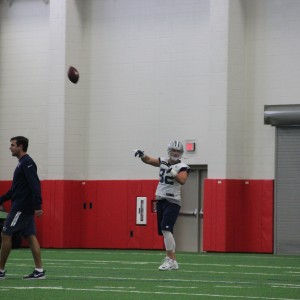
[167,140,184,162]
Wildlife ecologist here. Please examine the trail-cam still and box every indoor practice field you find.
[0,249,299,300]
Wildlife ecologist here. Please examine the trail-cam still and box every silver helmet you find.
[167,140,184,161]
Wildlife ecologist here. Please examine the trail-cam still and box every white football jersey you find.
[155,157,190,206]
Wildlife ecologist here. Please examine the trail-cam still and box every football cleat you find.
[23,269,46,280]
[0,270,6,280]
[158,257,179,271]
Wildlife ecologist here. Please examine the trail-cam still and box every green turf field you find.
[0,249,299,299]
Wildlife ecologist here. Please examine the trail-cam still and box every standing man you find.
[134,140,190,270]
[0,136,45,280]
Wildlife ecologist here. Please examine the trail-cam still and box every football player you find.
[134,140,190,270]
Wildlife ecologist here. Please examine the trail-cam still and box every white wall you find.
[0,0,49,179]
[226,0,247,179]
[1,0,299,181]
[0,0,85,180]
[81,0,211,179]
[47,0,85,179]
[244,0,300,178]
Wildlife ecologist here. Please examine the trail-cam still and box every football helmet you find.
[167,140,184,161]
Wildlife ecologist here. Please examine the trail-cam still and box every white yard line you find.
[4,273,297,289]
[40,249,300,261]
[9,257,300,271]
[157,285,199,289]
[0,286,299,300]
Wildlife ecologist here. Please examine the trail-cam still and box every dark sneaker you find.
[23,269,46,280]
[0,270,6,280]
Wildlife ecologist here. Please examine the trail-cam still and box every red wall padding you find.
[37,180,82,248]
[1,178,273,252]
[127,180,161,249]
[0,180,162,249]
[32,180,163,249]
[95,180,128,248]
[203,179,274,253]
[0,181,13,212]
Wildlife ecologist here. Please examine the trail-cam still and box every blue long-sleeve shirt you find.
[0,154,42,214]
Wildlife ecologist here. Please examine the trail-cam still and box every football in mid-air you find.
[68,66,79,84]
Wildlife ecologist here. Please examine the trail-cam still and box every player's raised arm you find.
[134,149,160,167]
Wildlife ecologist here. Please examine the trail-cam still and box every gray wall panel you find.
[275,127,300,254]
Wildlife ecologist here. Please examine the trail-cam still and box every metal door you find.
[275,127,300,254]
[174,167,207,252]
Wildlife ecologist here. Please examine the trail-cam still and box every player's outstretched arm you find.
[134,149,160,167]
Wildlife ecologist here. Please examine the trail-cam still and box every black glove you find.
[134,149,145,158]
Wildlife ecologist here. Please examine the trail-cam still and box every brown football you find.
[68,66,79,84]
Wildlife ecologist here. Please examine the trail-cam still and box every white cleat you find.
[158,257,179,271]
[173,260,179,270]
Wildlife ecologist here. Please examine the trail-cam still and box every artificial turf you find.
[0,248,299,300]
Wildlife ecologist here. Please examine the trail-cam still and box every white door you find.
[174,167,207,252]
